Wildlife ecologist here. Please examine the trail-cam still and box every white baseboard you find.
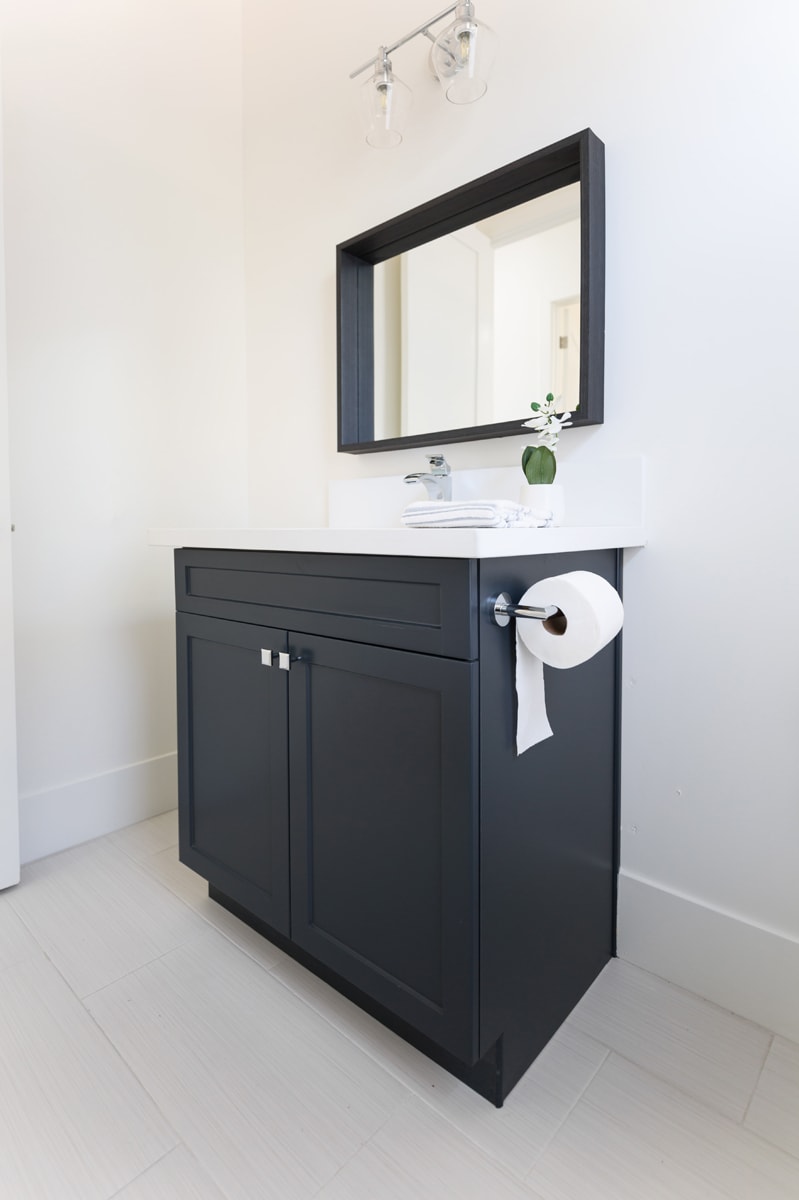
[618,870,799,1042]
[19,752,177,864]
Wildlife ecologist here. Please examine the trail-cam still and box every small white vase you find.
[519,483,565,527]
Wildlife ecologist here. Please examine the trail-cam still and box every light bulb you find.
[360,52,411,148]
[431,2,496,105]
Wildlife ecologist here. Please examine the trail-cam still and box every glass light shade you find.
[431,3,496,104]
[361,62,412,148]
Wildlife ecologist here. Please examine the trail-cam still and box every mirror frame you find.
[337,128,605,454]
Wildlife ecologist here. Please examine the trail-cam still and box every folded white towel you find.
[402,500,551,529]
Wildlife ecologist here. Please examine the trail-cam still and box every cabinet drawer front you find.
[175,549,477,659]
[288,633,479,1063]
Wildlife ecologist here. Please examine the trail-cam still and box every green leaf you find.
[522,445,556,485]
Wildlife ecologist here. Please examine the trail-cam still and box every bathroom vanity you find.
[166,525,642,1105]
[162,126,622,1106]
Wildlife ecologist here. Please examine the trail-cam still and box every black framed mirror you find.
[337,128,604,454]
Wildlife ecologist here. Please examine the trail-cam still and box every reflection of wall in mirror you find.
[372,187,581,441]
[492,219,580,422]
[374,257,402,440]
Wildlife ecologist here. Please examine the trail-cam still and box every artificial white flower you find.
[521,393,573,485]
[522,395,572,447]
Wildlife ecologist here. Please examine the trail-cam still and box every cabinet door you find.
[288,634,479,1062]
[177,613,290,933]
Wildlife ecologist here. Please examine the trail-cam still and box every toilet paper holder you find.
[489,593,559,628]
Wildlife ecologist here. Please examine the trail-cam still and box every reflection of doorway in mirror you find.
[491,215,580,423]
[551,296,580,413]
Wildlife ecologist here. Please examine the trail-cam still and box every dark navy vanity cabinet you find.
[175,545,621,1105]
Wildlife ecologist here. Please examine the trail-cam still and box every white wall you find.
[0,51,19,889]
[1,0,249,860]
[3,0,797,1037]
[242,0,799,1036]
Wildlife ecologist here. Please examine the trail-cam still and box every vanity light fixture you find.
[350,1,496,148]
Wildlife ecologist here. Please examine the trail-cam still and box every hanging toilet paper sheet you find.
[515,570,624,754]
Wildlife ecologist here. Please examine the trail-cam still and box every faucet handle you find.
[426,454,450,474]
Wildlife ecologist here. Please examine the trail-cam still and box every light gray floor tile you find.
[8,839,205,997]
[315,1097,546,1199]
[108,810,178,861]
[0,893,40,971]
[6,818,798,1199]
[445,1022,609,1177]
[113,1145,228,1199]
[141,844,287,972]
[570,958,771,1119]
[745,1036,799,1159]
[272,957,608,1178]
[0,953,176,1200]
[86,926,410,1200]
[271,957,463,1094]
[527,1052,799,1200]
[139,842,209,906]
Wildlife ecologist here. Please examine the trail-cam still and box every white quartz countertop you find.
[148,525,647,559]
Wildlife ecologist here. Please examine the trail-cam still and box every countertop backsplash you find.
[328,456,644,531]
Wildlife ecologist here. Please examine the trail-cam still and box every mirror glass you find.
[372,184,580,441]
[337,129,604,454]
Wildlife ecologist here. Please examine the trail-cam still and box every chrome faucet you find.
[403,454,452,502]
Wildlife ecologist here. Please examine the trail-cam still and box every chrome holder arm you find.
[489,593,559,628]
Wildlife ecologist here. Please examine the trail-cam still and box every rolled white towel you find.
[402,500,550,529]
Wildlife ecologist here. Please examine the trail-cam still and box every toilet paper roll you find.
[515,571,623,754]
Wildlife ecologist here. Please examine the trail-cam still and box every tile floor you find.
[1,810,798,1199]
